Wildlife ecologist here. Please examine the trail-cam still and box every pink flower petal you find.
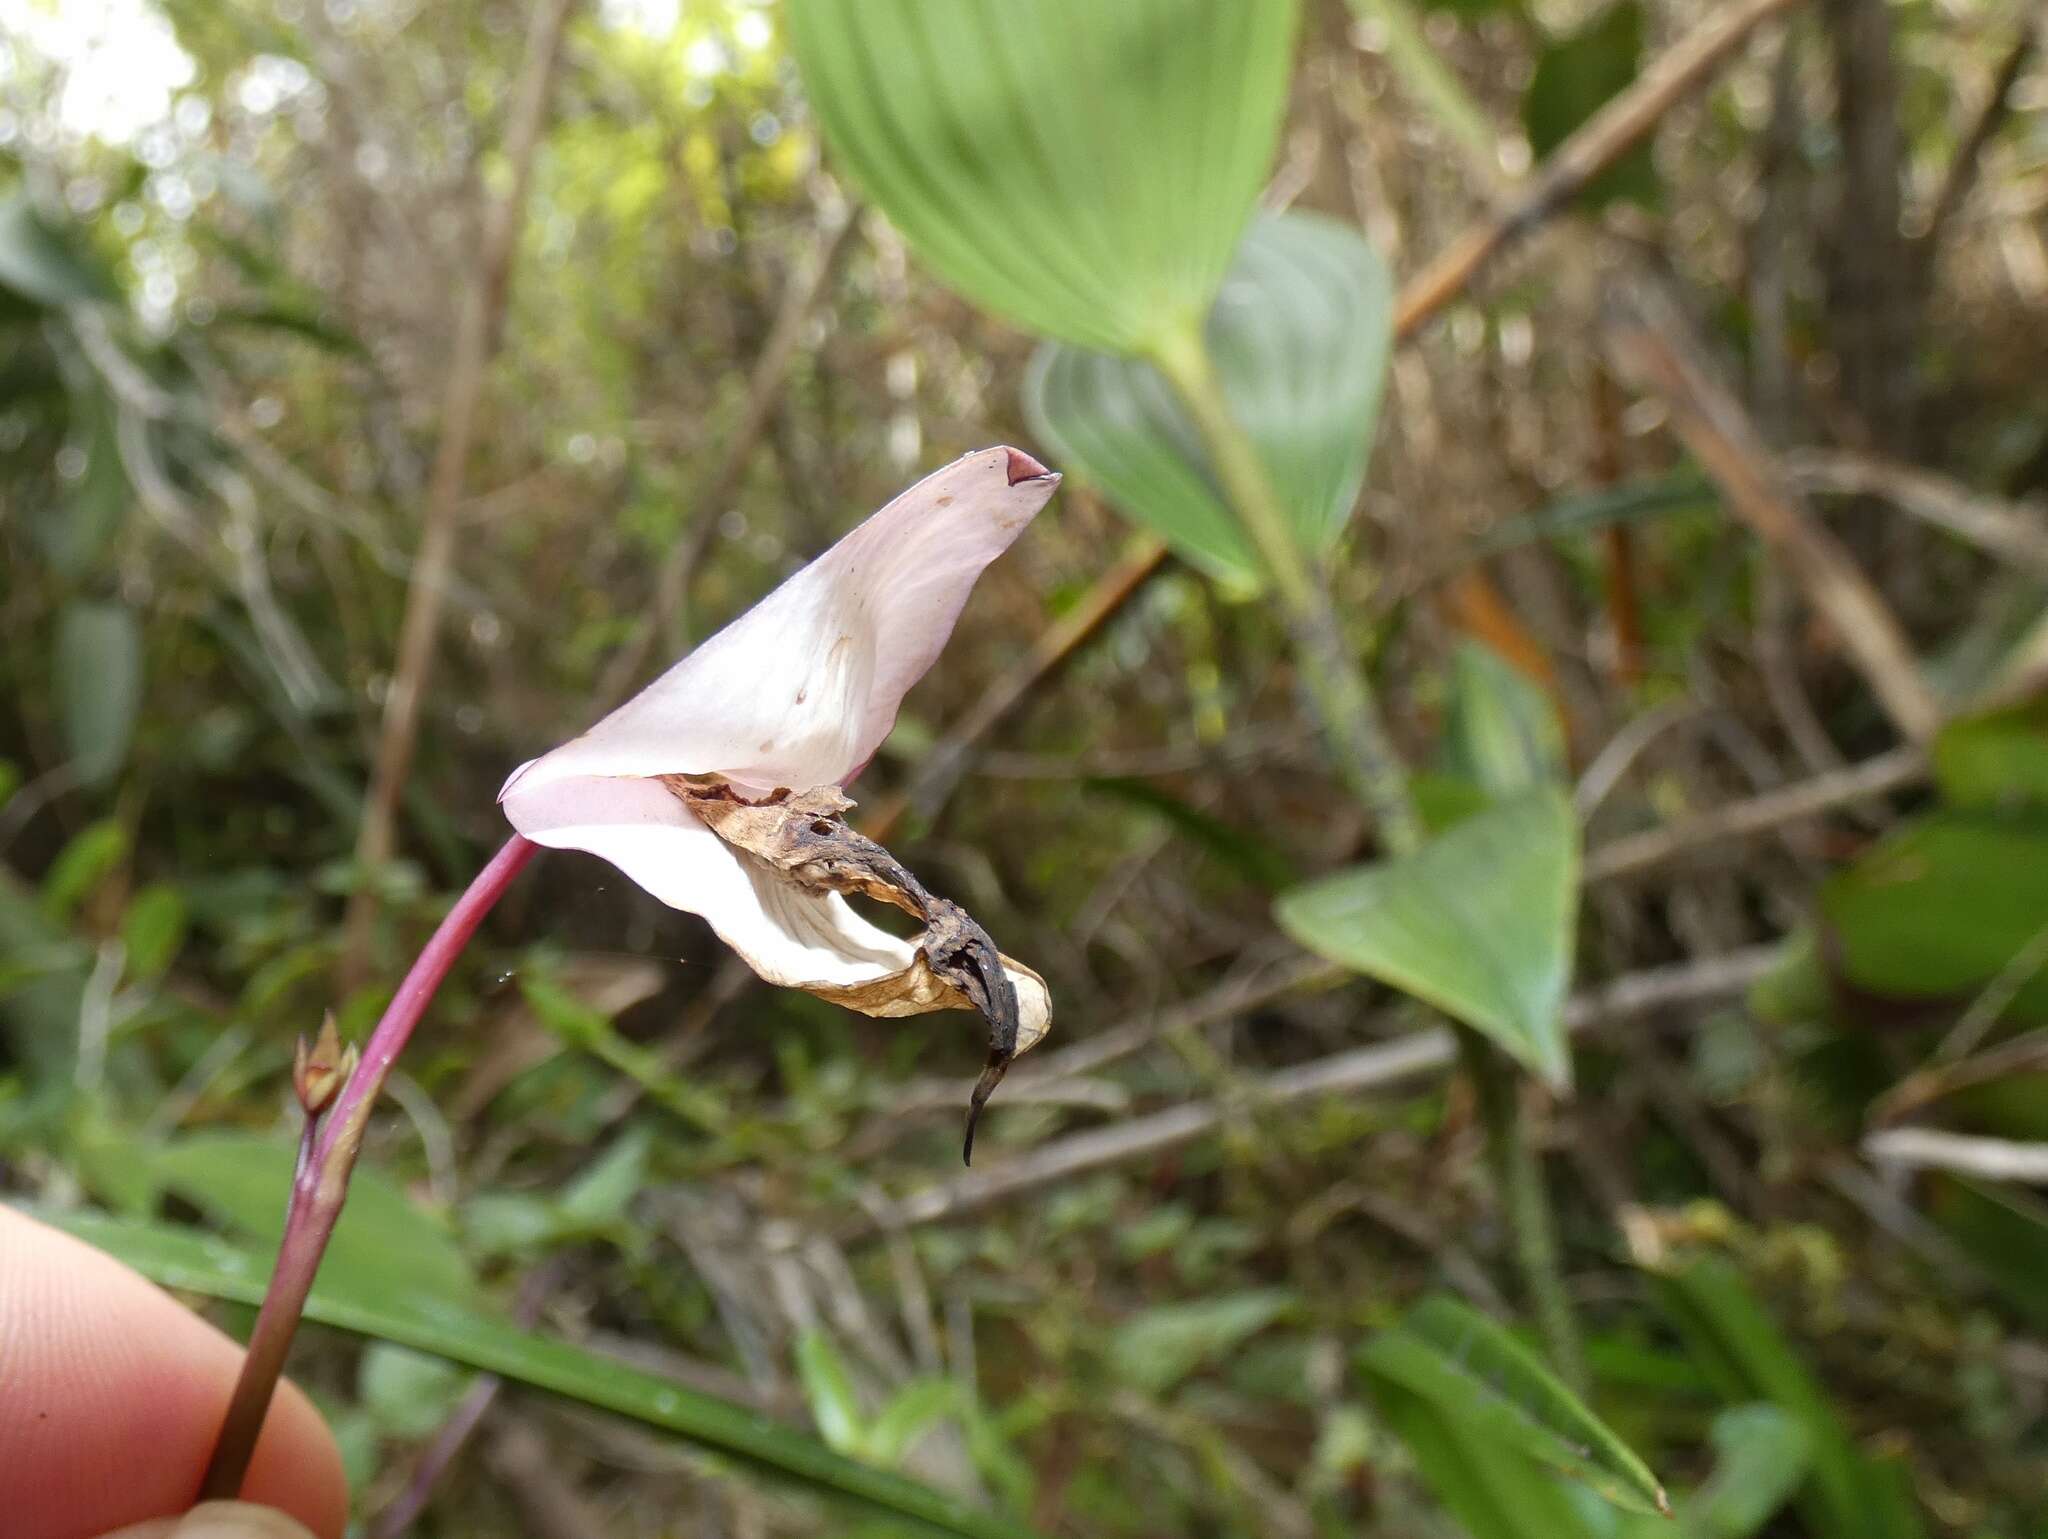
[502,447,1058,802]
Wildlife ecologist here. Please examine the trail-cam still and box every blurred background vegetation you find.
[4,0,2048,1535]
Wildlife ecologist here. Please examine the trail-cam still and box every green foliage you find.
[788,0,1298,356]
[1650,1257,1928,1539]
[54,601,144,788]
[29,1206,1050,1539]
[1932,699,2048,812]
[1360,1295,1667,1517]
[0,189,117,306]
[146,1130,477,1304]
[1441,642,1568,796]
[1277,787,1581,1087]
[1107,1289,1295,1395]
[1026,212,1393,591]
[1522,0,1659,210]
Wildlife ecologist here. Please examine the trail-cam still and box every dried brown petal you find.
[665,774,1045,1162]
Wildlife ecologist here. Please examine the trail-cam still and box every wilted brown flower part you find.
[667,775,1046,1162]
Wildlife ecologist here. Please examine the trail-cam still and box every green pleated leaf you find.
[55,600,144,789]
[1025,211,1393,591]
[788,0,1298,356]
[1276,786,1579,1087]
[1442,641,1567,797]
[27,1206,1044,1539]
[1360,1295,1668,1518]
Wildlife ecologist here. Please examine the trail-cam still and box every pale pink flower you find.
[500,448,1060,1147]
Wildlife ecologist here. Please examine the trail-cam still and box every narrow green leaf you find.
[796,1328,868,1456]
[1651,1257,1928,1539]
[1027,211,1392,591]
[28,1207,1046,1539]
[788,0,1298,356]
[1359,1296,1667,1516]
[1369,1371,1601,1539]
[1083,776,1299,891]
[55,600,144,789]
[1276,786,1580,1087]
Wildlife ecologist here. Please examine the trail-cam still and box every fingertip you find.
[0,1206,349,1539]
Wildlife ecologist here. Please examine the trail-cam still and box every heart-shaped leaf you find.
[1276,786,1579,1087]
[28,1206,1045,1539]
[1025,211,1393,591]
[1360,1295,1668,1517]
[788,0,1298,356]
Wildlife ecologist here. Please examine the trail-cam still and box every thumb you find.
[95,1501,318,1539]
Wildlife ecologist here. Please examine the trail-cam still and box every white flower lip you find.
[498,446,1059,1061]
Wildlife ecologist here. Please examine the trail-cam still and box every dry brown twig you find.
[1602,279,1943,741]
[597,198,870,709]
[852,947,1779,1234]
[342,0,581,979]
[1784,448,2048,576]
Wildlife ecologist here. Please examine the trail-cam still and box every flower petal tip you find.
[1004,447,1057,486]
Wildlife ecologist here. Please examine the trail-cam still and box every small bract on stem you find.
[199,448,1061,1503]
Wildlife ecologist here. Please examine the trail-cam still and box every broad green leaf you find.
[1369,1371,1599,1539]
[34,394,131,577]
[1821,812,2048,1024]
[1523,1,1658,211]
[1359,1296,1667,1517]
[55,600,144,788]
[146,1130,477,1305]
[788,0,1298,356]
[359,1342,475,1438]
[1932,699,2048,811]
[1107,1288,1294,1395]
[29,1206,1045,1539]
[1687,1404,1811,1539]
[0,191,117,306]
[1442,642,1567,795]
[1026,212,1393,591]
[1651,1257,1927,1539]
[1276,786,1580,1087]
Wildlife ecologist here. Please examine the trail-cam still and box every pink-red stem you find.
[199,834,540,1502]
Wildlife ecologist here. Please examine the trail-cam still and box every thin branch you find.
[1864,1128,2048,1186]
[1583,745,1926,882]
[596,200,868,708]
[854,949,1777,1234]
[1603,279,1943,741]
[1394,0,1804,338]
[341,0,579,978]
[1913,19,2038,270]
[1784,448,2048,575]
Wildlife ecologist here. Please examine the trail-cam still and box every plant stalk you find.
[199,833,540,1501]
[1460,1027,1585,1385]
[1148,325,1424,858]
[1152,321,1584,1378]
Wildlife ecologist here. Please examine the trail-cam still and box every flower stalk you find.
[199,833,539,1501]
